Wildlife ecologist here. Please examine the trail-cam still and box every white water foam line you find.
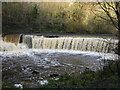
[0,49,118,61]
[0,41,17,51]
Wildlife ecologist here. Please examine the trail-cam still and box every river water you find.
[1,35,119,88]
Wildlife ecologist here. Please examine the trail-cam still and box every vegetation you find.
[2,2,117,35]
[2,82,13,88]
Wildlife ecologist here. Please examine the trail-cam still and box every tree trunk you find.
[117,16,120,77]
[117,7,120,56]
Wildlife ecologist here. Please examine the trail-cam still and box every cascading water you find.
[3,34,21,45]
[0,35,17,51]
[31,36,117,53]
[22,35,33,48]
[1,34,118,53]
[0,34,28,51]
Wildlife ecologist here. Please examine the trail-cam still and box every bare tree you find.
[97,2,120,55]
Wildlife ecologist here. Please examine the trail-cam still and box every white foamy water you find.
[0,40,17,51]
[32,36,118,53]
[0,49,118,60]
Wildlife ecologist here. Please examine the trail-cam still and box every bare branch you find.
[97,2,119,29]
[91,9,117,27]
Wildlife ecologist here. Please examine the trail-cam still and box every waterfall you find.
[31,36,117,53]
[1,34,28,51]
[3,34,21,45]
[22,35,33,48]
[2,34,118,53]
[0,36,18,51]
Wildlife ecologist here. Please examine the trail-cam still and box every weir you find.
[2,34,118,53]
[32,36,117,53]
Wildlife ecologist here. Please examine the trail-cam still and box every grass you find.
[2,82,14,88]
[39,71,120,88]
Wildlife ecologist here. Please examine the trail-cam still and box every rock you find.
[49,73,59,78]
[32,70,39,74]
[14,84,23,89]
[39,80,48,85]
[44,66,50,68]
[54,78,59,80]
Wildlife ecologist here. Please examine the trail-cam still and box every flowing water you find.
[3,34,21,45]
[1,34,118,88]
[2,34,118,53]
[32,36,117,53]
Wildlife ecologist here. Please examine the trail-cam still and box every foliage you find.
[2,82,13,88]
[30,4,39,31]
[97,2,120,57]
[2,2,117,34]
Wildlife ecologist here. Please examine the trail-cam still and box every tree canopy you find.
[2,2,117,34]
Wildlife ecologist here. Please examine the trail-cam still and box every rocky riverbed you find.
[1,49,118,88]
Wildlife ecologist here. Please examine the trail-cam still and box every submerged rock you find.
[32,70,39,74]
[49,73,59,78]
